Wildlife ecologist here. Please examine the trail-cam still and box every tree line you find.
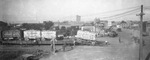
[21,21,54,30]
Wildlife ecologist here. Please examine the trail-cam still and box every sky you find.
[0,0,150,23]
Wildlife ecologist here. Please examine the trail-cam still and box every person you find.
[62,41,67,52]
[51,38,57,54]
[119,37,121,43]
[71,39,76,49]
[33,40,37,45]
[73,40,76,47]
[143,40,145,46]
[0,40,2,45]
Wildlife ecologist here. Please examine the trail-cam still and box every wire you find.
[144,6,150,10]
[81,6,140,17]
[103,9,140,20]
[57,6,141,21]
[144,6,150,7]
[101,8,140,19]
[144,7,150,10]
[107,8,150,20]
[84,6,140,16]
[58,6,140,20]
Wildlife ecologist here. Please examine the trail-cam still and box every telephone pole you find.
[137,5,145,60]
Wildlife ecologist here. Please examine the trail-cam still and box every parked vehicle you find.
[108,31,118,37]
[56,34,64,40]
[117,28,122,32]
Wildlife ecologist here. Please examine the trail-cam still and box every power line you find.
[144,6,150,7]
[81,6,140,17]
[144,7,150,10]
[107,11,139,20]
[57,6,140,21]
[103,9,140,20]
[101,8,140,19]
[144,6,150,10]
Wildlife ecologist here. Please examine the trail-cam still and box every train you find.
[0,29,57,41]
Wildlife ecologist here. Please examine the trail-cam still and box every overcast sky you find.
[0,0,150,23]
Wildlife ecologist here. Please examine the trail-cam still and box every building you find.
[100,20,108,27]
[146,21,150,34]
[54,21,84,29]
[119,21,131,28]
[76,15,81,22]
[81,26,95,32]
[108,21,112,27]
[94,19,108,27]
[143,21,147,32]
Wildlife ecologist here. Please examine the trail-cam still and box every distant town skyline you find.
[0,0,150,23]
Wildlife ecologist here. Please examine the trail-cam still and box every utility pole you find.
[137,5,145,60]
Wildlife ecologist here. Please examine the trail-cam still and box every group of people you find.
[50,38,76,54]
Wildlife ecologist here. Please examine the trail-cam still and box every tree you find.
[94,18,100,24]
[90,22,95,26]
[59,26,66,34]
[0,21,9,30]
[0,21,8,27]
[111,21,115,23]
[21,23,44,30]
[55,26,60,30]
[61,26,66,30]
[121,20,127,24]
[43,21,54,30]
[62,21,68,23]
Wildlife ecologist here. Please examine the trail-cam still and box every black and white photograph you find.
[0,0,150,60]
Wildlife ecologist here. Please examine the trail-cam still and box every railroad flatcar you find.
[41,30,56,41]
[2,30,22,40]
[24,30,41,41]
